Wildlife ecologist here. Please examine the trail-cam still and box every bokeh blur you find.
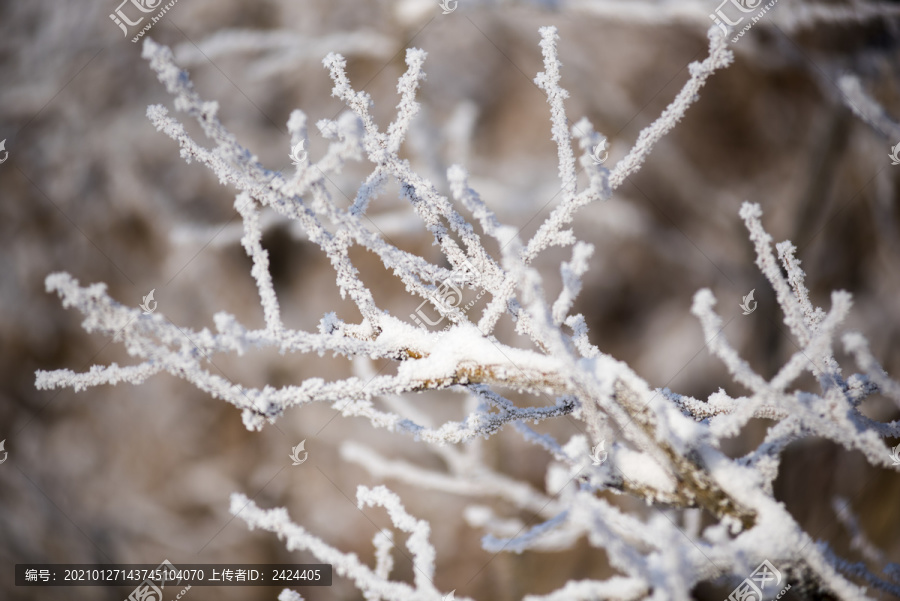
[1,0,899,599]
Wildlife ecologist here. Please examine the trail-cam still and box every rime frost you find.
[35,23,900,601]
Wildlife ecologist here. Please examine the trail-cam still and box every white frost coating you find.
[277,589,304,601]
[36,27,900,601]
[523,576,647,601]
[608,26,733,190]
[356,485,438,595]
[614,447,676,494]
[237,193,283,334]
[372,530,395,581]
[231,491,461,601]
[534,26,577,201]
[173,29,395,80]
[552,241,594,326]
[837,74,900,140]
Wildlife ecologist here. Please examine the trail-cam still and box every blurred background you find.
[1,0,899,599]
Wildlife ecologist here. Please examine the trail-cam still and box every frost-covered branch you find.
[608,26,733,190]
[838,74,900,140]
[232,488,461,601]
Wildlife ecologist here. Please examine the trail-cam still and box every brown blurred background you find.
[1,0,899,599]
